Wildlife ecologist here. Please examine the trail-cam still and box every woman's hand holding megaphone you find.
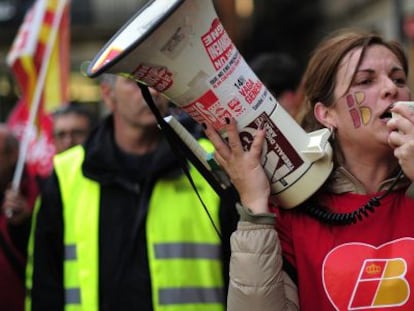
[203,118,271,214]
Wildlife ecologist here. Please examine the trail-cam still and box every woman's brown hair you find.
[301,28,408,132]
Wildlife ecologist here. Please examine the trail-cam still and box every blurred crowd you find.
[1,46,305,310]
[3,15,414,311]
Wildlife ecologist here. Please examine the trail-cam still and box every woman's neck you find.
[333,139,397,192]
[340,153,398,193]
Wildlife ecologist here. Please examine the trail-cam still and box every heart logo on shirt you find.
[322,238,414,310]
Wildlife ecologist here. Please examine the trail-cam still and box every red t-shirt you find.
[275,189,414,311]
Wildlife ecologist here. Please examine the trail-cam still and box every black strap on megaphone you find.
[137,82,238,239]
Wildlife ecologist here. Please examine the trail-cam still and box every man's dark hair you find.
[52,102,96,129]
[249,52,302,98]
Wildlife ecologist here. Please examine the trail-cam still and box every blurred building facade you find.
[321,0,414,41]
[0,0,248,120]
[1,0,414,121]
[320,0,414,89]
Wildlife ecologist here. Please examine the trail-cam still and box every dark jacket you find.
[0,167,38,311]
[30,115,238,311]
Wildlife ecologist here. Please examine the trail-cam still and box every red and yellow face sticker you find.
[346,92,372,128]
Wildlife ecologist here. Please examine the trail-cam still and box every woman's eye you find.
[355,79,372,86]
[393,77,407,86]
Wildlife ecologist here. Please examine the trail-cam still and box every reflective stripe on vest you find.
[148,164,223,311]
[25,196,41,311]
[55,141,224,311]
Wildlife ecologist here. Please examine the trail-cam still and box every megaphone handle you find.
[137,83,222,192]
[163,115,231,189]
[137,82,239,237]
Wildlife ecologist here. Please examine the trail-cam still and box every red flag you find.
[6,0,70,179]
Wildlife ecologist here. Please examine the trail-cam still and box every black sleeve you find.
[7,217,32,261]
[218,187,239,296]
[31,171,64,311]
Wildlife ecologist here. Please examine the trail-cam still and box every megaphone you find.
[86,0,333,208]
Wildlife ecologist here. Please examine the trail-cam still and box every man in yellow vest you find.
[26,74,238,311]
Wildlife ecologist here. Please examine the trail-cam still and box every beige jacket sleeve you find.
[227,221,300,311]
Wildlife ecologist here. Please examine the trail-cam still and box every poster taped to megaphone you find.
[86,0,333,208]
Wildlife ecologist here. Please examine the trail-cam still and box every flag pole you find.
[11,0,68,191]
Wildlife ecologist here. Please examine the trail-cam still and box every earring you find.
[329,126,336,140]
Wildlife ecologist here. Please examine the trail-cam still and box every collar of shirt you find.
[327,166,411,194]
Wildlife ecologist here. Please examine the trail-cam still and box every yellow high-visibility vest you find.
[27,143,224,311]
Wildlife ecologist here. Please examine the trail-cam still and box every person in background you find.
[52,102,95,153]
[249,51,306,123]
[27,74,238,310]
[204,28,414,310]
[0,124,38,311]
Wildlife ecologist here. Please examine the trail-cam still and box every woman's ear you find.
[314,102,336,129]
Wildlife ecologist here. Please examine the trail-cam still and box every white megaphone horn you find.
[86,0,333,209]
